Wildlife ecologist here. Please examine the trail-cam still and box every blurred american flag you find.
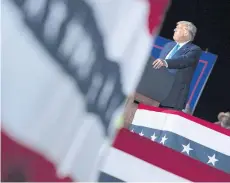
[1,0,169,181]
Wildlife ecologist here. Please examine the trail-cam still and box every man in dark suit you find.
[152,21,202,110]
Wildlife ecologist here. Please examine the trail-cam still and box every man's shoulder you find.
[189,43,202,51]
[163,41,202,51]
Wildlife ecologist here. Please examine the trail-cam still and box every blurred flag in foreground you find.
[1,0,169,181]
[99,105,230,182]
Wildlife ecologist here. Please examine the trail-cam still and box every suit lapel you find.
[173,42,192,58]
[163,42,176,59]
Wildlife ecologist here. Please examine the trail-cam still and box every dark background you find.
[159,0,230,122]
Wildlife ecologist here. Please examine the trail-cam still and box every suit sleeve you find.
[165,47,202,69]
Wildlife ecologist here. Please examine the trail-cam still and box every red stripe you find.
[1,131,73,182]
[138,104,230,136]
[187,60,208,105]
[153,44,163,49]
[147,0,170,34]
[113,129,230,182]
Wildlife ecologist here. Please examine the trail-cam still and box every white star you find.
[207,154,218,166]
[151,133,157,141]
[181,143,193,155]
[160,135,168,144]
[139,131,144,136]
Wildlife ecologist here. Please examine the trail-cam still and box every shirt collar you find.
[176,40,190,48]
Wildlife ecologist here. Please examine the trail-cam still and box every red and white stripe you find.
[101,128,230,182]
[132,104,230,156]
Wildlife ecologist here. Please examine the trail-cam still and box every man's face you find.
[173,23,189,42]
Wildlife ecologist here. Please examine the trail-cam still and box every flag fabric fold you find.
[1,0,169,181]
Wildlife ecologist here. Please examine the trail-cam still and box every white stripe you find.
[132,109,230,156]
[100,147,190,182]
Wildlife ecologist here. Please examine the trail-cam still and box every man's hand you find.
[152,58,167,69]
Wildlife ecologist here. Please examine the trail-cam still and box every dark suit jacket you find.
[159,41,202,110]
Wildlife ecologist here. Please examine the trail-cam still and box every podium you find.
[123,57,175,128]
